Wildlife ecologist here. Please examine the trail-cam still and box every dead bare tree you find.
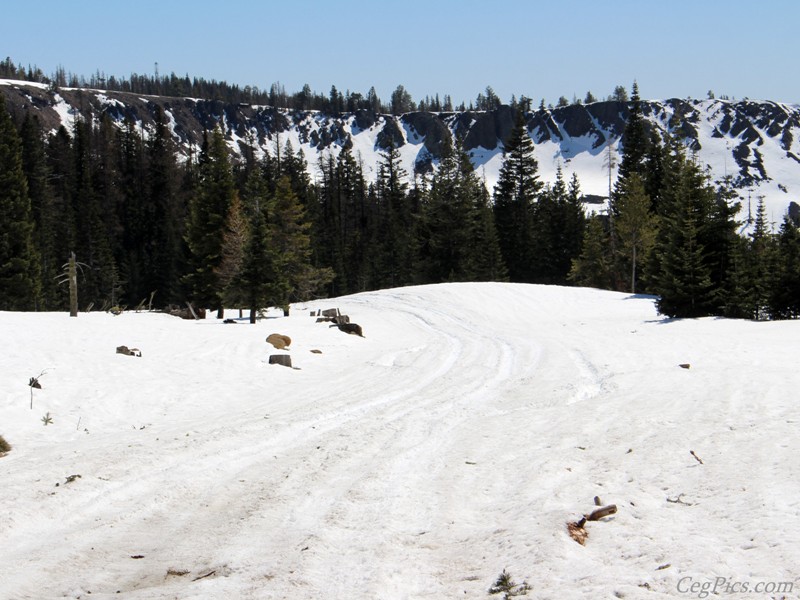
[55,252,88,317]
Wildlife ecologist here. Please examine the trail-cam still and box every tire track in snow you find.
[2,285,599,599]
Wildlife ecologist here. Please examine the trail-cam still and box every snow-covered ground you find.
[1,283,798,599]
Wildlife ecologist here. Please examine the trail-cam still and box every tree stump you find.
[269,354,292,368]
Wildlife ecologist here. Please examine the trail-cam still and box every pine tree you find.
[740,198,778,319]
[528,166,586,284]
[616,81,649,183]
[19,113,58,308]
[316,147,370,295]
[654,207,714,318]
[0,97,40,309]
[44,125,77,308]
[649,149,720,318]
[340,149,371,291]
[70,112,117,309]
[92,113,125,262]
[145,105,184,307]
[643,129,665,212]
[465,183,508,281]
[705,176,742,315]
[771,215,800,318]
[238,199,278,323]
[315,153,344,291]
[266,176,333,311]
[183,126,235,316]
[418,137,473,282]
[613,173,656,293]
[722,234,753,319]
[569,215,613,289]
[563,172,588,275]
[416,137,505,283]
[529,169,564,283]
[216,192,250,309]
[456,141,507,281]
[492,109,542,282]
[116,118,148,305]
[373,143,415,288]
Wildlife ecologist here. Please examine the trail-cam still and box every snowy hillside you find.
[3,79,800,226]
[1,283,798,599]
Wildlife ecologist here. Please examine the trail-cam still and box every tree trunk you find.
[69,252,78,317]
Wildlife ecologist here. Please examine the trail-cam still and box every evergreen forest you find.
[1,75,799,321]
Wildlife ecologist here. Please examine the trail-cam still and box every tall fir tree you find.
[648,146,723,317]
[264,176,333,312]
[616,81,649,184]
[315,147,370,295]
[739,198,778,319]
[607,82,654,290]
[465,182,508,282]
[183,126,235,316]
[116,117,148,305]
[19,113,59,308]
[215,191,250,310]
[529,166,586,284]
[0,97,40,309]
[45,125,77,308]
[315,153,345,291]
[70,112,117,308]
[569,215,613,289]
[563,172,588,276]
[771,215,800,318]
[373,143,415,288]
[238,200,281,323]
[456,139,507,281]
[418,137,474,282]
[235,159,277,323]
[705,175,742,315]
[340,149,371,291]
[146,105,184,307]
[613,173,656,293]
[643,129,666,213]
[492,108,542,282]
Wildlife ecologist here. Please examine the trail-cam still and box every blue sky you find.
[3,0,797,105]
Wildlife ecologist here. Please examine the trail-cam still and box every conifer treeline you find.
[0,56,605,115]
[569,83,800,320]
[1,82,799,320]
[0,56,433,115]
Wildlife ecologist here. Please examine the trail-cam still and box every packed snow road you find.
[1,283,798,599]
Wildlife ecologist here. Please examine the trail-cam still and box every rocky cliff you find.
[3,79,799,220]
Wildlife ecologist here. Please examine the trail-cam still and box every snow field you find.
[1,283,798,599]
